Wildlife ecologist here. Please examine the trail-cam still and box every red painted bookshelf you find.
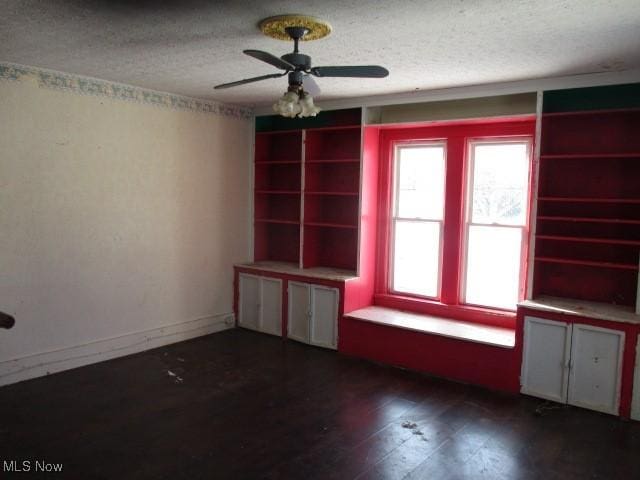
[303,126,362,271]
[254,131,303,265]
[304,193,359,227]
[253,123,362,273]
[533,88,640,307]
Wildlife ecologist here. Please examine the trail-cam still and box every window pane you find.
[392,220,440,297]
[396,146,445,220]
[471,143,529,226]
[464,225,522,310]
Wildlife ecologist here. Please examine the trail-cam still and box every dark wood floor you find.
[1,329,638,479]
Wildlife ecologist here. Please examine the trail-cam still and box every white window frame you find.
[389,141,447,299]
[460,137,533,310]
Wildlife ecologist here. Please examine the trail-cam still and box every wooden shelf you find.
[255,218,300,225]
[236,261,357,281]
[304,191,359,196]
[303,223,358,270]
[537,216,640,225]
[535,257,638,271]
[254,221,300,265]
[304,222,358,230]
[520,296,640,325]
[255,160,301,165]
[305,159,360,164]
[536,235,640,247]
[540,153,640,159]
[538,197,640,204]
[255,190,301,195]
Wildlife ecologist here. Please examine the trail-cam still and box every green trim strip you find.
[256,107,361,132]
[543,83,640,113]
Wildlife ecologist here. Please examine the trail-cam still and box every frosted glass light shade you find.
[273,91,301,118]
[299,92,321,117]
[272,90,321,118]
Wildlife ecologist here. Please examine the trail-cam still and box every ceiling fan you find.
[214,15,389,118]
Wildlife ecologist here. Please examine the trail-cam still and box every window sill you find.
[374,293,516,329]
[345,306,516,349]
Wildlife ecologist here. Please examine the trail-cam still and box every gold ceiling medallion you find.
[259,15,332,41]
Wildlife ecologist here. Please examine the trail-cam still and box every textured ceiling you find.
[2,0,640,107]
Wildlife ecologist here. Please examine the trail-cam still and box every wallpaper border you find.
[0,62,253,119]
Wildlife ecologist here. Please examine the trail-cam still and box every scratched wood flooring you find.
[1,328,638,479]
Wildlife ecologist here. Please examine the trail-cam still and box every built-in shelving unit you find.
[253,110,362,273]
[303,125,361,271]
[533,84,640,308]
[253,130,302,266]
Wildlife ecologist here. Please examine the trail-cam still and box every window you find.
[391,144,445,297]
[378,120,535,323]
[463,141,531,310]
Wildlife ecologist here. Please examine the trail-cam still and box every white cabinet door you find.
[568,324,624,415]
[261,277,282,336]
[288,282,311,343]
[521,316,572,403]
[632,336,640,421]
[287,281,339,349]
[238,274,282,336]
[310,286,339,350]
[238,274,260,330]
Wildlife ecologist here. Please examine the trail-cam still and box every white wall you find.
[0,71,252,385]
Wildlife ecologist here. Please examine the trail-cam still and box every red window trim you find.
[375,118,536,329]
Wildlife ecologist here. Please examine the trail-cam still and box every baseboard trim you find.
[0,313,235,387]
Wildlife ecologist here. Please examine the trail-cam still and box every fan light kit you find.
[214,15,389,118]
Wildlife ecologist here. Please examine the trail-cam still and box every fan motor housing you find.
[288,71,304,87]
[281,53,311,71]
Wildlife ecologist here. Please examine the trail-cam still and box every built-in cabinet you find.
[235,266,348,350]
[236,109,375,351]
[568,323,625,414]
[521,315,625,415]
[521,316,572,403]
[238,274,282,336]
[520,83,640,419]
[288,282,339,349]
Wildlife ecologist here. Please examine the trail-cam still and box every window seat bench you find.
[344,306,516,349]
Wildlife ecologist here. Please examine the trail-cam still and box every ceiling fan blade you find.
[311,65,389,78]
[243,50,295,71]
[214,72,287,89]
[303,74,321,96]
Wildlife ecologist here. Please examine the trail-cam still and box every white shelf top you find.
[344,306,516,349]
[519,296,640,325]
[236,261,358,282]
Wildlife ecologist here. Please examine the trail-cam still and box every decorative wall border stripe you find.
[0,61,253,119]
